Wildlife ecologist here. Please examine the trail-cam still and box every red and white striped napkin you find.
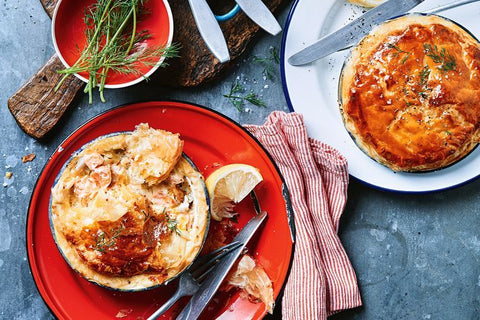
[245,111,362,319]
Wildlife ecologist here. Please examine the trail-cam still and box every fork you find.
[146,241,242,320]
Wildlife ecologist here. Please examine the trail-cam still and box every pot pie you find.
[50,124,209,291]
[340,14,480,172]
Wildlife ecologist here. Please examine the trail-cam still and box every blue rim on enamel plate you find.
[281,0,480,193]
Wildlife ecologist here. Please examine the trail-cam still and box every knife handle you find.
[187,0,230,63]
[215,4,240,22]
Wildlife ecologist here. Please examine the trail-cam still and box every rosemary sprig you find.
[223,81,267,111]
[94,225,124,253]
[55,0,179,104]
[253,47,280,80]
[424,44,456,72]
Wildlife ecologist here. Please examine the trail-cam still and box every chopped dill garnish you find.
[417,65,432,99]
[243,92,267,108]
[164,210,181,235]
[253,47,280,80]
[419,65,430,86]
[95,225,124,253]
[223,81,267,111]
[387,43,411,64]
[424,44,456,72]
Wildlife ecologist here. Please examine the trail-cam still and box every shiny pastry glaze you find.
[50,124,209,290]
[340,15,480,171]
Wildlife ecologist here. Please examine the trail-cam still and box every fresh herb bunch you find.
[55,0,178,104]
[223,81,267,112]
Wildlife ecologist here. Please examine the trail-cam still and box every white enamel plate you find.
[281,0,480,193]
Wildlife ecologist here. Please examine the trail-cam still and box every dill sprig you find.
[223,81,267,111]
[55,0,179,104]
[163,209,181,235]
[94,225,124,253]
[424,44,456,72]
[253,47,280,80]
[419,65,430,86]
[417,65,432,99]
[387,43,411,64]
[243,92,267,107]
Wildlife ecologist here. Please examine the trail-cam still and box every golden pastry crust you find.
[340,14,480,172]
[347,0,385,8]
[50,124,209,290]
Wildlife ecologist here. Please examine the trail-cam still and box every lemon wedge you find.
[205,164,263,221]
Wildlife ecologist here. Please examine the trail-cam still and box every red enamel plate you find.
[27,101,295,320]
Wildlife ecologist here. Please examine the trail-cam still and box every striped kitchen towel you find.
[245,111,362,319]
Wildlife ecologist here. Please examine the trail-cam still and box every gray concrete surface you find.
[1,1,479,319]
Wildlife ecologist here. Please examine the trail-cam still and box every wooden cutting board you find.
[8,0,287,139]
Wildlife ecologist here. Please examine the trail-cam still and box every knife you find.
[176,208,268,320]
[187,0,230,63]
[288,0,425,66]
[425,0,479,14]
[234,0,282,35]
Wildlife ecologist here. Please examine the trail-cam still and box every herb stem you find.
[125,0,137,57]
[55,0,178,103]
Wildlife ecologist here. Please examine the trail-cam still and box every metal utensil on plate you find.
[288,0,480,66]
[176,191,268,320]
[425,0,479,13]
[147,241,242,320]
[288,0,426,66]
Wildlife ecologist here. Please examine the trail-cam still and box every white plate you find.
[281,0,480,193]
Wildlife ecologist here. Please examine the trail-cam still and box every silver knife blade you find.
[425,0,479,14]
[187,0,230,63]
[288,0,425,66]
[234,0,282,35]
[176,210,268,320]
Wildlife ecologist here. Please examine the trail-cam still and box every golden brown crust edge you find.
[50,131,209,291]
[339,14,480,172]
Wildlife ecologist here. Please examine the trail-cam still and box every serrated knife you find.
[288,0,426,66]
[176,205,268,320]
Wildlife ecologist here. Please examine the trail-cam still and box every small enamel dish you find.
[52,0,174,88]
